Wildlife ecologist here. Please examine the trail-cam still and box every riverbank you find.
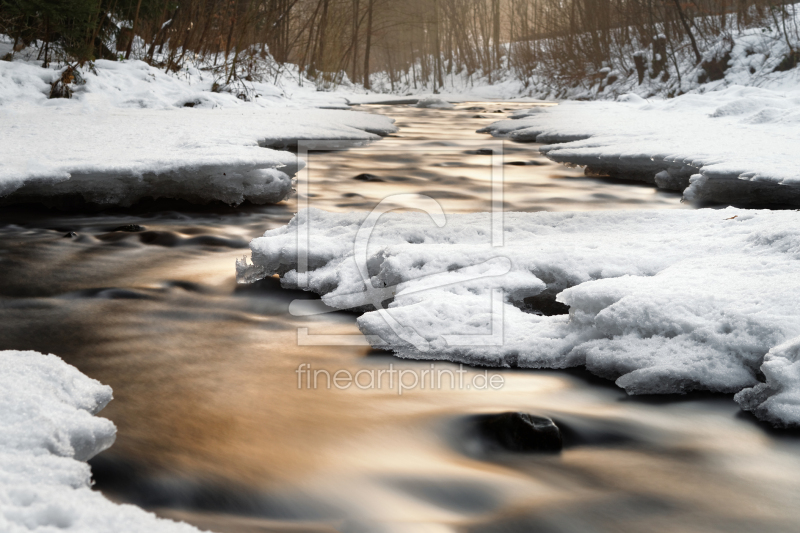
[480,84,800,206]
[0,350,203,532]
[0,53,396,208]
[243,207,800,427]
[2,102,800,532]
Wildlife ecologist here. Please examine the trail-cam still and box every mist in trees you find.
[2,0,798,94]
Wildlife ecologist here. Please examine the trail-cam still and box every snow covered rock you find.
[0,350,203,533]
[0,59,397,207]
[479,86,800,206]
[242,207,800,426]
[415,97,454,109]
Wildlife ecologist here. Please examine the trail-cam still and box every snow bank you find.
[479,86,800,206]
[241,208,800,426]
[0,350,202,532]
[0,58,396,207]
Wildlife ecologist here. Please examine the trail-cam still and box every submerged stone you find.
[474,412,562,453]
[111,224,145,232]
[353,173,384,182]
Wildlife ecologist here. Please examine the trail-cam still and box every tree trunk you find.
[351,0,360,84]
[363,0,374,89]
[433,0,442,90]
[314,0,329,74]
[492,0,501,69]
[146,1,171,63]
[672,0,702,64]
[125,0,143,59]
[42,16,49,68]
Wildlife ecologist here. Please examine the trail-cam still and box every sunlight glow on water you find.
[0,103,797,532]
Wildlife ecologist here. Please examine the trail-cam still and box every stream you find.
[1,102,799,533]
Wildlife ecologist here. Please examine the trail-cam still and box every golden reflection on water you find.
[0,103,797,532]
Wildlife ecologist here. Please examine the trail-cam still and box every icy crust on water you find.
[479,86,800,206]
[244,208,800,426]
[0,59,396,206]
[0,350,202,532]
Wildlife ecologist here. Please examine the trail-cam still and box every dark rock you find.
[64,231,78,238]
[464,106,485,111]
[492,110,504,113]
[774,50,800,72]
[77,287,152,300]
[505,160,547,166]
[111,224,145,232]
[472,115,487,119]
[353,173,384,182]
[698,50,732,83]
[138,231,181,246]
[520,293,570,315]
[474,412,562,453]
[465,149,494,155]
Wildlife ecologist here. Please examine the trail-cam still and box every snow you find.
[0,350,203,532]
[0,56,396,206]
[479,85,800,206]
[508,9,800,100]
[415,97,455,109]
[241,207,800,426]
[736,337,800,427]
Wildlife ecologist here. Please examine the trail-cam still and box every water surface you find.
[1,103,797,533]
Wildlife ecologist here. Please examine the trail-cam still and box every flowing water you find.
[1,103,799,533]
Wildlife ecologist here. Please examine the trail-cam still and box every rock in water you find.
[111,224,145,232]
[475,412,562,453]
[353,173,384,182]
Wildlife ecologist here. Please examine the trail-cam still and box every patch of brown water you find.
[0,103,796,533]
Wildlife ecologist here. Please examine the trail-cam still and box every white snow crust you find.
[415,97,455,109]
[0,58,396,206]
[0,350,203,532]
[735,337,800,427]
[243,207,800,426]
[480,86,800,206]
